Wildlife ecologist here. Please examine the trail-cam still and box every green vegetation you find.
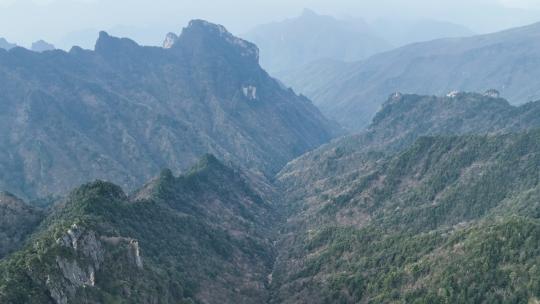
[0,156,276,303]
[273,129,540,303]
[3,92,540,303]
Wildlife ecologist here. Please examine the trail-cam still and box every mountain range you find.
[244,9,391,76]
[370,17,474,47]
[281,20,540,130]
[2,91,540,303]
[0,19,337,200]
[0,155,279,303]
[0,38,16,50]
[2,13,540,304]
[272,92,540,302]
[31,40,55,52]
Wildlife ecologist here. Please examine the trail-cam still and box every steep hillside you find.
[0,155,279,304]
[280,92,540,196]
[0,192,43,259]
[0,19,337,200]
[272,130,540,303]
[244,9,390,75]
[283,21,540,129]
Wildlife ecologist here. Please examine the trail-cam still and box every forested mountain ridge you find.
[279,92,540,195]
[272,130,540,303]
[0,155,279,304]
[2,91,540,303]
[2,7,540,302]
[0,19,338,200]
[0,192,44,259]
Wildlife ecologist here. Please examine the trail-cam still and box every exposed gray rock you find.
[162,32,178,48]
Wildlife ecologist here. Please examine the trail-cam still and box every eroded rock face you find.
[46,224,143,303]
[57,224,104,263]
[162,32,178,48]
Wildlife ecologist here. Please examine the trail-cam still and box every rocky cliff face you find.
[0,19,338,200]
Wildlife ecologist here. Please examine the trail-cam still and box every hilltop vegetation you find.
[272,130,540,303]
[0,155,278,304]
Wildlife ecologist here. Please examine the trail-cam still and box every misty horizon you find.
[2,0,540,50]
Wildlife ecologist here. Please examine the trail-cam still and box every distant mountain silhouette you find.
[281,21,540,130]
[243,9,391,75]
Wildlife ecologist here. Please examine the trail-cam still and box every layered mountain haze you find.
[0,38,16,50]
[0,19,338,200]
[370,17,475,47]
[31,40,55,52]
[3,3,540,302]
[244,9,391,76]
[283,21,540,130]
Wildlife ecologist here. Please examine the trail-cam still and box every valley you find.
[1,9,540,304]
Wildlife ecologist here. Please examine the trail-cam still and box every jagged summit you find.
[162,32,178,48]
[175,19,259,62]
[0,19,336,199]
[31,40,55,52]
[94,31,140,55]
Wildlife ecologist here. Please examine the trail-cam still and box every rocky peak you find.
[94,31,139,56]
[31,40,55,52]
[176,19,259,63]
[162,32,178,48]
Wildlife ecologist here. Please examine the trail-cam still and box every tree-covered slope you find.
[0,155,279,304]
[271,130,540,303]
[279,92,540,201]
[0,192,43,259]
[0,19,338,200]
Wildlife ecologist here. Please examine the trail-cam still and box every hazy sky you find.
[1,0,540,49]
